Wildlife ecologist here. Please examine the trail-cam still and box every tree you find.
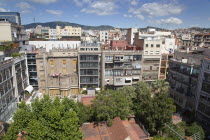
[133,82,176,135]
[185,122,205,140]
[3,96,82,140]
[151,80,169,95]
[91,89,133,121]
[77,102,91,125]
[91,90,117,121]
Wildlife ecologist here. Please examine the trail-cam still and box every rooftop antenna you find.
[33,18,35,23]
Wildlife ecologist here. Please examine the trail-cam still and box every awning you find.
[25,85,34,93]
[133,77,140,79]
[125,77,132,80]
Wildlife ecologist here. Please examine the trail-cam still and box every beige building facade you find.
[56,26,81,39]
[36,49,79,97]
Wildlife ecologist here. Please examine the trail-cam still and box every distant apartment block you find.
[101,50,142,89]
[99,31,109,42]
[0,55,29,121]
[29,41,81,52]
[126,28,138,45]
[193,33,210,47]
[108,29,122,41]
[78,46,102,89]
[53,26,81,39]
[0,12,21,25]
[110,40,128,50]
[36,49,79,97]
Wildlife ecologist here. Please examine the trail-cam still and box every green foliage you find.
[3,96,82,140]
[152,135,174,140]
[185,122,205,140]
[12,53,21,58]
[91,89,133,121]
[77,102,91,125]
[151,80,169,95]
[133,81,176,135]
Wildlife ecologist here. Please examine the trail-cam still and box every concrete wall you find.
[29,41,81,52]
[0,23,12,42]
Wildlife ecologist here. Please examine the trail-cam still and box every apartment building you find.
[48,29,57,40]
[36,49,79,97]
[194,33,210,47]
[196,58,210,126]
[78,45,101,88]
[108,29,122,41]
[168,48,210,112]
[101,50,143,89]
[180,34,193,47]
[110,40,128,50]
[0,12,21,25]
[99,31,109,42]
[55,26,81,39]
[0,55,29,121]
[0,19,28,45]
[133,30,176,81]
[29,41,81,52]
[126,28,138,45]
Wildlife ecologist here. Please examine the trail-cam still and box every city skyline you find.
[0,0,210,29]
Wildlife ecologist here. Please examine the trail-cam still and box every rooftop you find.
[81,117,150,140]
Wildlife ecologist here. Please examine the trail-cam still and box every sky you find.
[0,0,210,29]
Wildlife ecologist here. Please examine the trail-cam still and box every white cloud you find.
[130,0,138,5]
[81,1,118,15]
[72,0,91,7]
[123,14,133,18]
[156,17,183,25]
[16,2,32,9]
[28,0,58,4]
[0,8,9,12]
[129,2,183,17]
[46,9,63,15]
[21,10,31,14]
[136,14,144,20]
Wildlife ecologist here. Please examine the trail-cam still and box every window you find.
[145,51,148,54]
[50,60,54,65]
[63,60,66,64]
[116,78,122,82]
[63,68,67,74]
[73,60,77,64]
[156,44,160,47]
[206,64,210,70]
[50,69,54,74]
[146,44,148,47]
[151,44,154,47]
[155,51,160,54]
[150,51,153,54]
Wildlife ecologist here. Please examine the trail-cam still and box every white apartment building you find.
[99,31,109,42]
[29,41,81,52]
[49,29,57,40]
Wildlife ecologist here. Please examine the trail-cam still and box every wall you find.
[0,23,12,42]
[29,41,81,52]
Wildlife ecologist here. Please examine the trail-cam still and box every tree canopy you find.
[3,96,83,140]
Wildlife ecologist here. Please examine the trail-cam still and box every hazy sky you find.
[1,0,210,28]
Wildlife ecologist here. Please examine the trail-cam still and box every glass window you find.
[62,60,66,64]
[50,60,54,65]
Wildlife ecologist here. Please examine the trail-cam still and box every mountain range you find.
[23,21,115,30]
